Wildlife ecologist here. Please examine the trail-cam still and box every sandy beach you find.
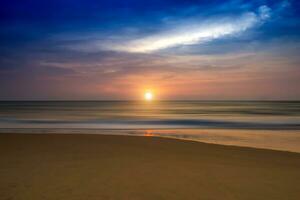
[1,133,300,200]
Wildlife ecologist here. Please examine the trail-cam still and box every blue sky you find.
[0,0,300,100]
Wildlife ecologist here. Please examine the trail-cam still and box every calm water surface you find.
[1,101,300,152]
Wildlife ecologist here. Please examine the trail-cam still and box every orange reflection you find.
[144,130,154,137]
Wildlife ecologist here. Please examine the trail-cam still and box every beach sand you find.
[0,133,300,200]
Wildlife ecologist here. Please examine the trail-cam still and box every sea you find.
[1,101,300,152]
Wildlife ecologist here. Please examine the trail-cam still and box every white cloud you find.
[101,7,271,53]
[258,5,271,20]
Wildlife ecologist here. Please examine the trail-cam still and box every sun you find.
[144,91,153,101]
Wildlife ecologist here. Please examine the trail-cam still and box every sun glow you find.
[144,91,153,101]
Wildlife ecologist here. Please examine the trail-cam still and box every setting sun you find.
[144,91,153,101]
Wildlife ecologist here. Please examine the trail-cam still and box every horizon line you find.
[0,99,299,102]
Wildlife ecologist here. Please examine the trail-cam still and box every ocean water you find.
[1,101,300,152]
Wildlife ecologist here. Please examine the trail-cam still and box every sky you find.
[0,0,300,100]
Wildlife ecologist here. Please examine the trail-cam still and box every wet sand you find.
[0,133,300,200]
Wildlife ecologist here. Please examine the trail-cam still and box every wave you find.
[1,118,299,130]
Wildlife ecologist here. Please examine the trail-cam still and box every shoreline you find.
[1,128,300,153]
[0,132,300,155]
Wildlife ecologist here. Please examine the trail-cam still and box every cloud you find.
[258,5,271,20]
[100,6,272,53]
